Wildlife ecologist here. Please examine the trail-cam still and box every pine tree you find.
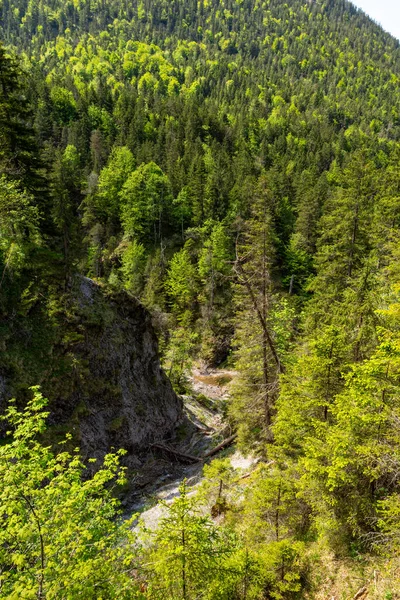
[0,43,47,212]
[198,221,233,365]
[50,144,83,273]
[307,151,377,334]
[0,176,42,313]
[230,176,284,448]
[142,481,237,600]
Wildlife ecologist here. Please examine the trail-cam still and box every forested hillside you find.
[1,0,400,597]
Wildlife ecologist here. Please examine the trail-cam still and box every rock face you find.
[1,277,183,468]
[62,277,183,466]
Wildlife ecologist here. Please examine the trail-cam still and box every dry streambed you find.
[129,367,256,529]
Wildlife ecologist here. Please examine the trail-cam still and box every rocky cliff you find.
[0,277,183,469]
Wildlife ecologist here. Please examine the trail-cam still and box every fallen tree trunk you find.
[151,443,201,464]
[211,424,232,438]
[203,434,237,459]
[151,434,238,464]
[352,587,368,600]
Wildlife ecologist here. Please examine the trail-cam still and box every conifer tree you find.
[0,43,47,212]
[230,176,284,448]
[198,221,233,365]
[307,151,377,336]
[51,144,83,272]
[142,481,238,600]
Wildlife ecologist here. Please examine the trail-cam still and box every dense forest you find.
[1,0,400,597]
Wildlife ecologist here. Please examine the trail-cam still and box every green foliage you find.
[0,43,45,201]
[51,144,83,268]
[163,316,198,392]
[120,239,146,296]
[198,222,233,364]
[141,248,167,311]
[141,480,240,599]
[165,246,198,317]
[0,175,41,277]
[229,181,285,449]
[50,86,77,124]
[0,388,139,599]
[3,0,400,595]
[197,458,238,515]
[121,162,173,245]
[95,146,135,221]
[198,222,231,286]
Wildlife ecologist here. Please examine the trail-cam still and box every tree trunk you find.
[348,202,359,278]
[181,527,187,600]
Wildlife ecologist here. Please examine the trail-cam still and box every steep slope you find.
[0,276,183,465]
[0,40,182,468]
[2,0,400,596]
[2,0,400,137]
[53,277,183,465]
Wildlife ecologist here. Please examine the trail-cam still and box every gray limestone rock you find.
[1,277,183,470]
